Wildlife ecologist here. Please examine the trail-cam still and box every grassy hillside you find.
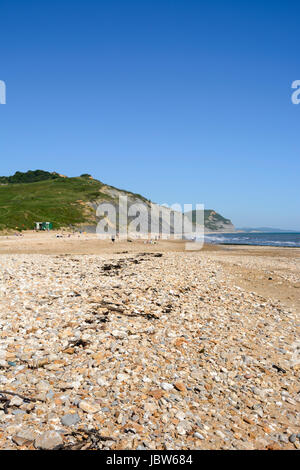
[0,170,234,232]
[0,175,112,230]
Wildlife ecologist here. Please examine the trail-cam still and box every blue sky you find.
[1,0,299,229]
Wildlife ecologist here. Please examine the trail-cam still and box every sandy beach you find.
[0,232,299,449]
[1,231,299,313]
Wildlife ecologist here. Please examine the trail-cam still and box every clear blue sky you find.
[1,0,299,229]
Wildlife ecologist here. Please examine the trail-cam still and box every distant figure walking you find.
[111,235,115,243]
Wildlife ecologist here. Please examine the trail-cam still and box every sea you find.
[204,232,300,248]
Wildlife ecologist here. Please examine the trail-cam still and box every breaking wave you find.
[203,232,300,247]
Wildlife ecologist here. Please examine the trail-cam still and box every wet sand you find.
[201,245,300,314]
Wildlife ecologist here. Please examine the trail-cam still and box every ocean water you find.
[204,232,300,248]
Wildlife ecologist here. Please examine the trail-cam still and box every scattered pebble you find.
[0,251,298,450]
[34,431,63,450]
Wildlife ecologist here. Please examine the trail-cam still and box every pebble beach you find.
[0,233,299,450]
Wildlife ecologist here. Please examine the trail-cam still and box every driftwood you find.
[0,390,36,414]
[101,253,163,275]
[98,301,159,319]
[272,364,286,373]
[53,428,116,451]
[0,390,36,402]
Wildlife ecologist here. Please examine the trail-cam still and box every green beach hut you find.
[35,222,53,231]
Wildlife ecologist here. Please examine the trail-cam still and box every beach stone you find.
[289,434,297,443]
[111,330,127,338]
[177,424,186,436]
[34,431,63,450]
[215,430,226,440]
[10,396,23,407]
[79,400,100,414]
[194,432,205,440]
[161,382,174,391]
[149,389,164,399]
[175,410,186,420]
[174,382,186,392]
[12,428,36,446]
[0,245,299,450]
[36,381,51,392]
[97,377,109,386]
[61,413,80,426]
[117,373,129,382]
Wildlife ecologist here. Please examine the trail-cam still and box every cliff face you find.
[84,185,192,237]
[185,209,235,233]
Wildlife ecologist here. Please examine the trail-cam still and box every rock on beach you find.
[0,248,299,450]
